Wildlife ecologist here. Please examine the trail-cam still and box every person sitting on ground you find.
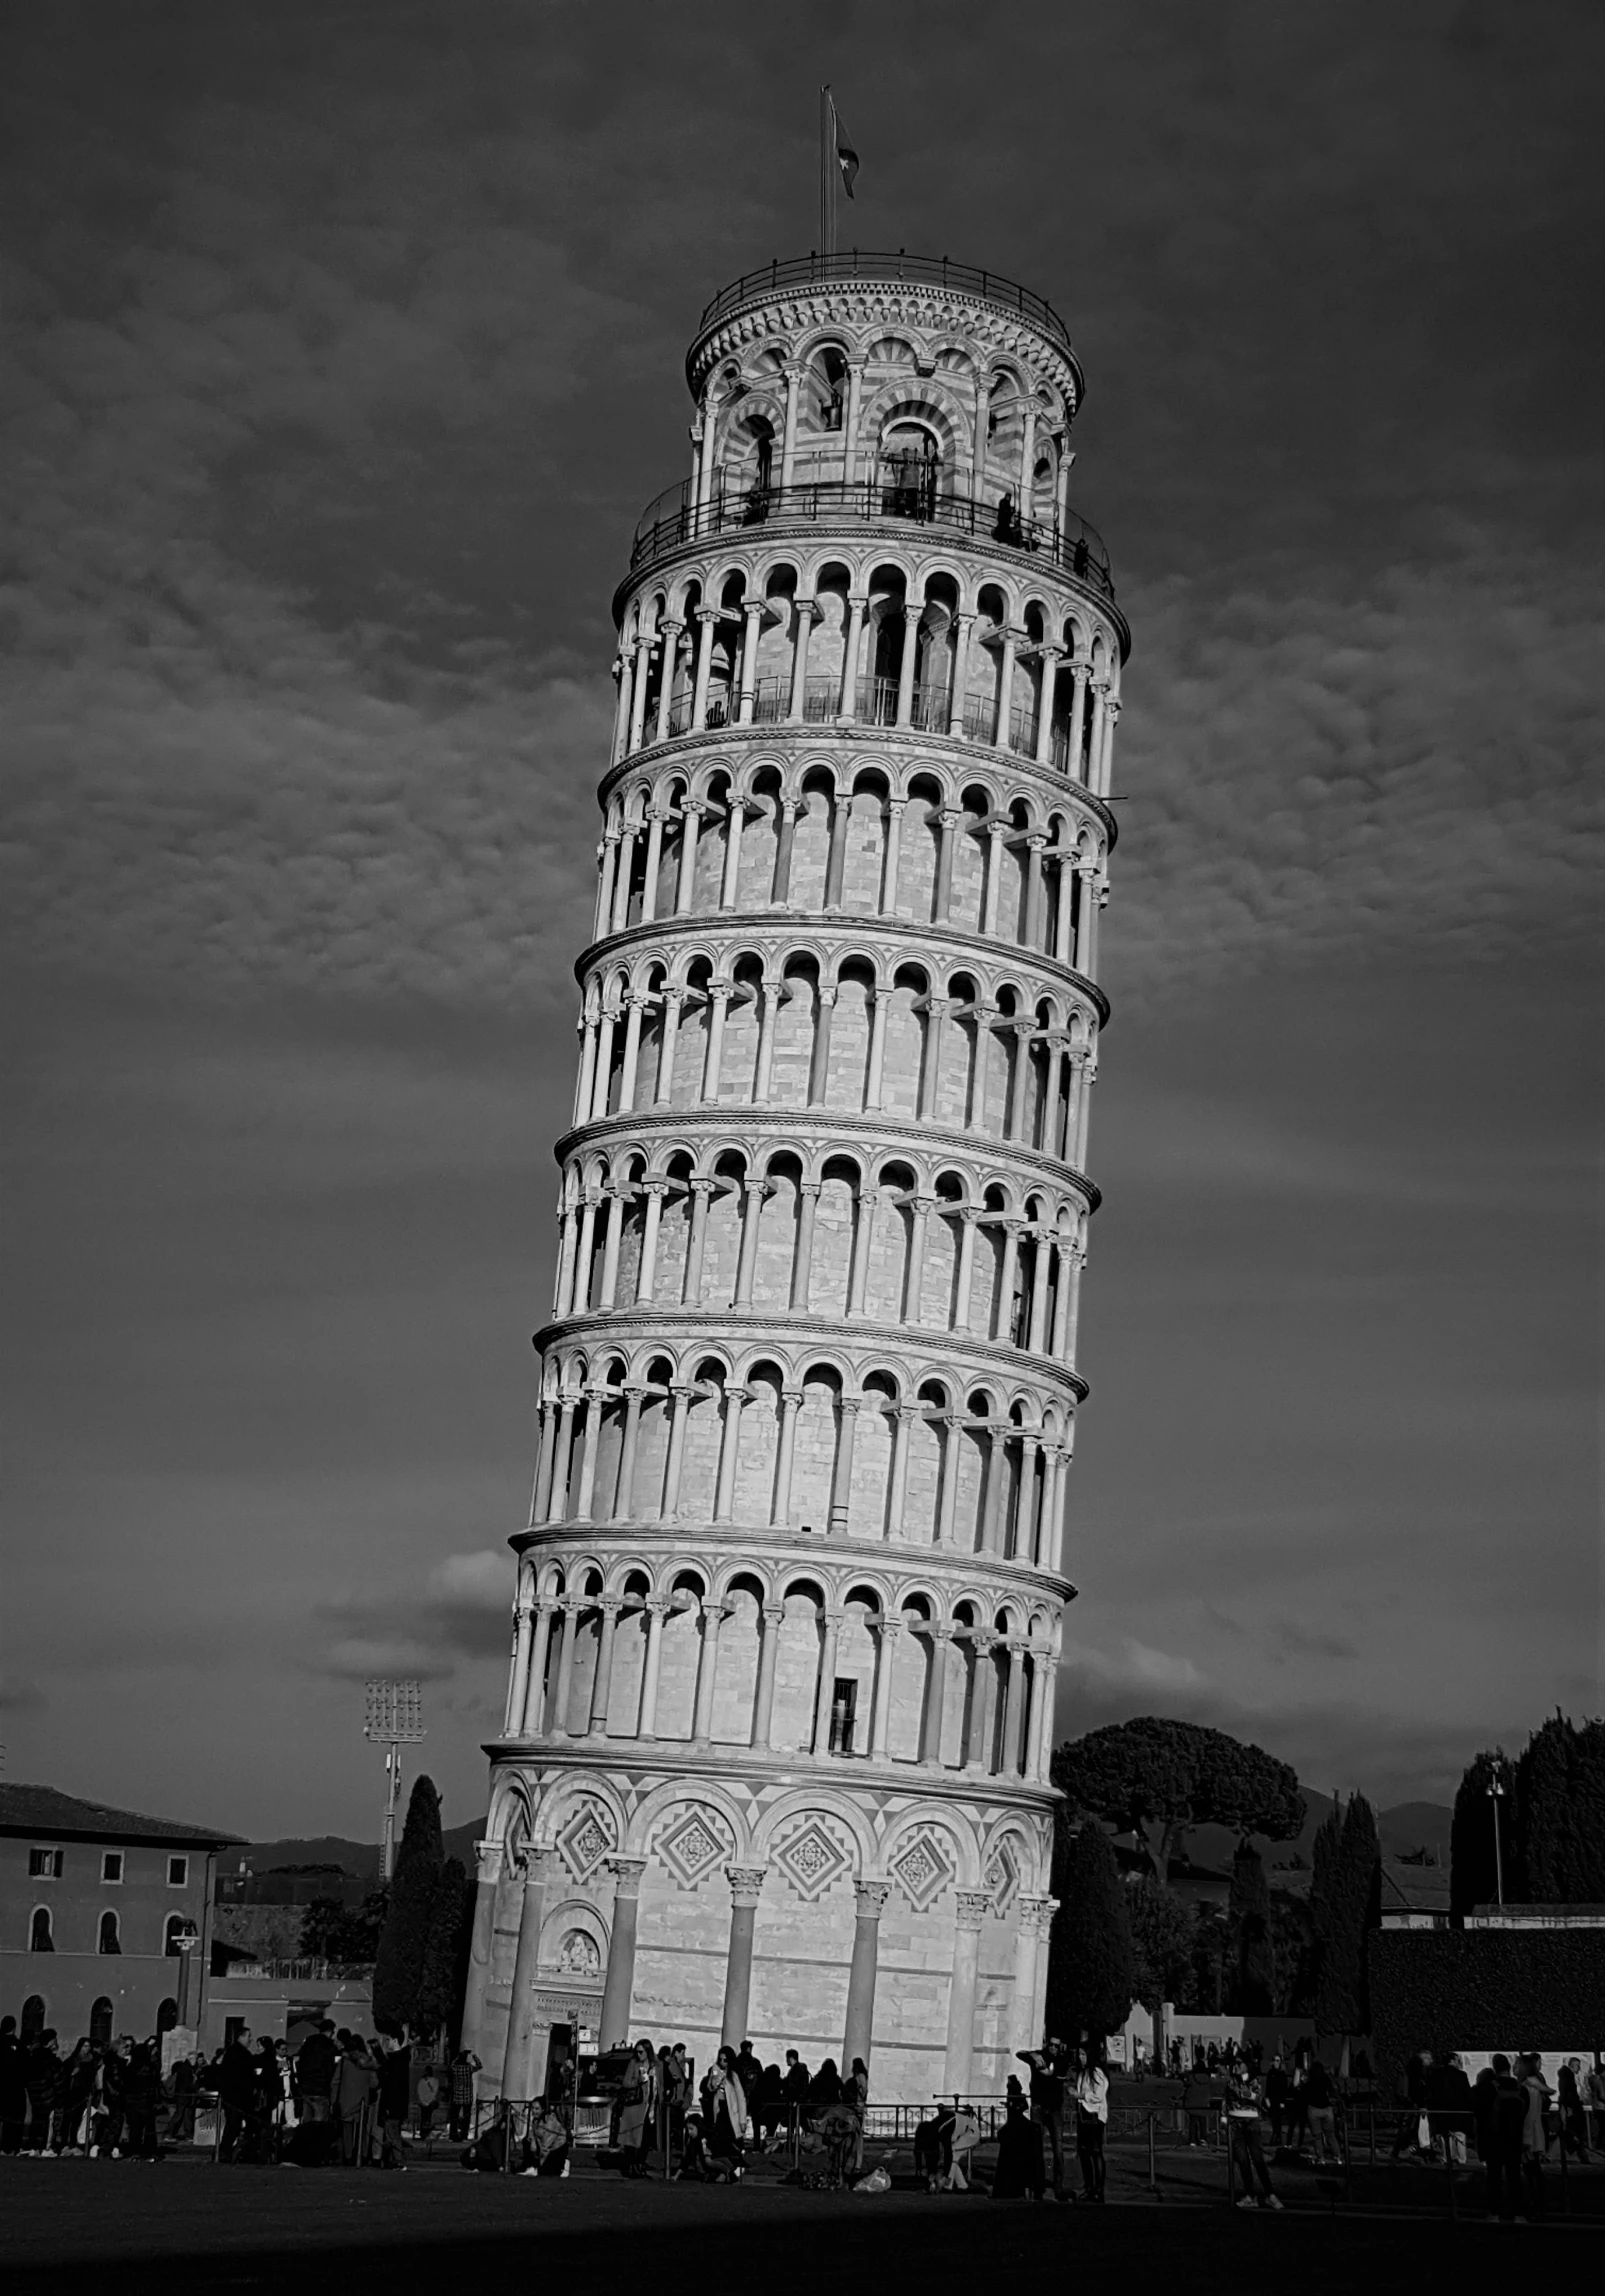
[913,2108,947,2191]
[676,2110,712,2181]
[523,2102,571,2178]
[939,2105,980,2192]
[991,2093,1045,2201]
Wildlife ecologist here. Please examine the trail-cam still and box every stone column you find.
[627,634,652,752]
[869,1617,901,1756]
[660,1383,693,1516]
[617,997,645,1111]
[934,807,959,920]
[519,1599,556,1732]
[994,1224,1022,1343]
[544,1403,577,1524]
[682,1177,714,1305]
[918,1000,948,1122]
[571,1194,599,1315]
[572,1393,604,1522]
[1031,1653,1060,1781]
[970,1003,996,1132]
[894,601,921,726]
[609,651,632,766]
[1027,1229,1052,1354]
[692,1597,726,1741]
[771,795,800,903]
[720,1866,768,2047]
[954,1208,979,1330]
[727,594,763,720]
[790,1183,820,1309]
[754,978,779,1100]
[847,1189,877,1316]
[573,1017,598,1128]
[599,1857,647,2049]
[655,988,682,1102]
[843,360,866,486]
[922,1626,954,1764]
[719,789,747,906]
[787,596,818,720]
[549,1599,581,1737]
[701,980,731,1101]
[1034,648,1063,765]
[879,796,905,915]
[942,1891,992,2096]
[948,612,975,735]
[597,1189,624,1311]
[733,1178,766,1306]
[967,1632,999,1771]
[838,592,868,717]
[594,832,619,940]
[806,984,836,1104]
[936,1418,964,1548]
[458,1838,505,2068]
[499,1845,556,2100]
[503,1584,534,1733]
[589,1597,622,1736]
[752,1601,786,1747]
[713,1386,746,1522]
[611,824,638,934]
[902,1195,932,1321]
[674,797,703,913]
[640,809,664,923]
[636,1182,666,1304]
[842,1879,891,2073]
[1066,659,1090,779]
[771,1387,803,1524]
[981,820,1006,935]
[1062,1243,1086,1370]
[994,628,1018,748]
[690,606,718,731]
[886,1405,913,1533]
[636,1600,669,1737]
[1097,694,1121,798]
[1002,1639,1028,1773]
[779,364,802,487]
[611,1389,644,1521]
[590,1008,616,1120]
[1011,1894,1054,2052]
[810,1608,842,1751]
[828,1397,860,1532]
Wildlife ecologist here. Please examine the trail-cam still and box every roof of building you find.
[0,1782,245,1850]
[1380,1857,1452,1916]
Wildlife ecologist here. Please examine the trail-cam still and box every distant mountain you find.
[1377,1801,1452,1864]
[236,1818,486,1884]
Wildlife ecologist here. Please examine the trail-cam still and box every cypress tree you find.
[414,1857,473,2045]
[1043,1823,1136,2046]
[1449,1749,1521,1919]
[1313,1793,1378,2034]
[1517,1713,1575,1902]
[372,1775,444,2036]
[1229,1844,1274,2014]
[1565,1719,1605,1902]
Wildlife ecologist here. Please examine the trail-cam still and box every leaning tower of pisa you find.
[460,252,1128,2111]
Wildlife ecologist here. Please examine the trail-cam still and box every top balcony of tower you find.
[691,250,1076,364]
[619,251,1117,614]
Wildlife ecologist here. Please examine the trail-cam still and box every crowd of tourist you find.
[0,2013,484,2168]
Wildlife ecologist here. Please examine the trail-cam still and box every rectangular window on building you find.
[28,1847,63,1879]
[102,1851,124,1884]
[167,1855,189,1887]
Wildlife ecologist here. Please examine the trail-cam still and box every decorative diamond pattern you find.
[891,1831,955,1912]
[774,1819,851,1903]
[985,1838,1021,1915]
[557,1802,614,1880]
[656,1809,730,1889]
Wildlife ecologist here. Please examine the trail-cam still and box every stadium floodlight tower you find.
[461,249,1130,2108]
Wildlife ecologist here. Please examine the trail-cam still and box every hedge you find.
[1370,1928,1605,2088]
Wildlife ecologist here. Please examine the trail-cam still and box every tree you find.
[1563,1719,1605,1901]
[414,1858,474,2044]
[372,1775,444,2036]
[1052,1718,1304,1885]
[1228,1844,1275,2014]
[1450,1749,1522,1920]
[1128,1876,1195,2012]
[300,1889,387,1965]
[1190,1906,1228,2014]
[1311,1793,1379,2036]
[1518,1714,1574,1901]
[1043,1824,1136,2046]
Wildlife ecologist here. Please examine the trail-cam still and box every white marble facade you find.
[460,253,1130,2105]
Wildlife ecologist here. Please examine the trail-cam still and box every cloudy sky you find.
[3,1,1599,1838]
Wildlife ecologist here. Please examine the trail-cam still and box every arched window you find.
[98,1909,121,1955]
[157,1997,179,2036]
[89,1997,113,2048]
[29,1906,53,1953]
[164,1914,195,1957]
[21,1995,46,2040]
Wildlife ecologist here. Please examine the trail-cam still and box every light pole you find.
[364,1679,425,1881]
[1486,1759,1506,1906]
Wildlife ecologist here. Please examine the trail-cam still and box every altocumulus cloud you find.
[317,1547,513,1684]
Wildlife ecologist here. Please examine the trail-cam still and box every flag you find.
[832,97,858,197]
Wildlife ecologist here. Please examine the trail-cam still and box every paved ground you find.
[2,2143,1598,2294]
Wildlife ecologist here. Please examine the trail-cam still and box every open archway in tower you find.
[771,1575,828,1754]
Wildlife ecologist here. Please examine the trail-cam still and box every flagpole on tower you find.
[820,85,835,256]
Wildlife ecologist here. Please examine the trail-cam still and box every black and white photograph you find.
[2,3,1600,2285]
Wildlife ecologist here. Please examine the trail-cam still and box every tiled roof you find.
[0,1782,244,1849]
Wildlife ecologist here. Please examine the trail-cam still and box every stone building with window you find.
[459,252,1131,2106]
[1,1782,240,2046]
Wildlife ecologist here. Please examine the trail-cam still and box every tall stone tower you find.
[462,251,1128,2109]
